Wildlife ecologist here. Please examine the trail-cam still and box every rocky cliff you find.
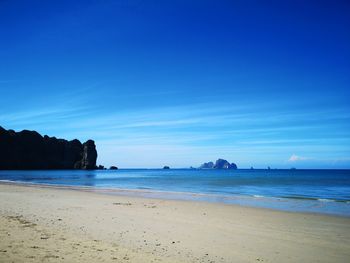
[0,126,97,170]
[199,159,237,170]
[213,159,237,169]
[199,162,214,169]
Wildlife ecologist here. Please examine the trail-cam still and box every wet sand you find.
[0,182,349,262]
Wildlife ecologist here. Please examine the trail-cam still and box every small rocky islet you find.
[199,159,237,169]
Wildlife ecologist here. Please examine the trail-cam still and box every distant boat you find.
[163,166,170,169]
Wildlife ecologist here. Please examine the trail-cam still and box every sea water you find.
[1,169,349,216]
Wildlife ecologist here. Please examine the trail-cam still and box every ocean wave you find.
[317,198,350,203]
[317,198,335,202]
[280,195,350,203]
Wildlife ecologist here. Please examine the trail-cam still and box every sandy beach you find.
[0,182,349,263]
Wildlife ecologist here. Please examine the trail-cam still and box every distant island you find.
[200,159,237,169]
[0,126,97,170]
[163,166,170,169]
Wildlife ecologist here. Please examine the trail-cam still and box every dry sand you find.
[0,182,349,263]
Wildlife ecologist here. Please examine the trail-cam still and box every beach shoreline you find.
[1,182,350,262]
[1,179,349,218]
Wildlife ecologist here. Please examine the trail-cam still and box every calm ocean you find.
[1,169,350,216]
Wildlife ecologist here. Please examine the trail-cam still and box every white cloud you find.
[288,154,309,162]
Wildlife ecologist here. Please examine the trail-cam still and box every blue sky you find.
[1,0,350,168]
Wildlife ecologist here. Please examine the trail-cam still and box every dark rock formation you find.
[0,126,97,170]
[110,166,118,170]
[214,159,237,169]
[80,140,97,170]
[163,166,170,169]
[199,159,237,170]
[97,165,106,170]
[199,162,214,169]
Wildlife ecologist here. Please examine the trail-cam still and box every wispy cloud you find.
[288,154,310,162]
[2,98,350,168]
